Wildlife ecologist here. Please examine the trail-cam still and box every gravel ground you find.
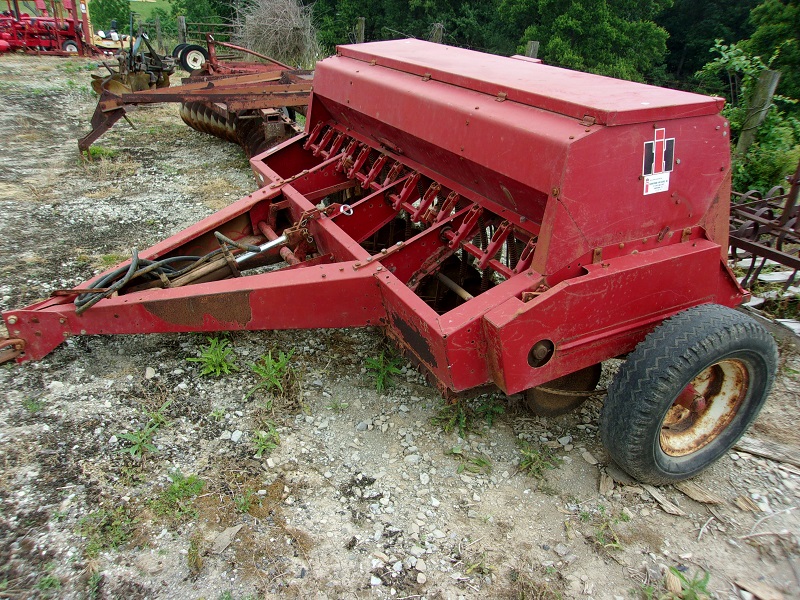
[0,54,799,600]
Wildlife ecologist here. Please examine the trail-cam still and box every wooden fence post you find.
[430,23,443,43]
[356,17,365,43]
[734,70,781,158]
[177,16,186,44]
[525,41,539,58]
[155,16,164,54]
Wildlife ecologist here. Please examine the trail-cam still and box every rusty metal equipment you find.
[79,35,313,157]
[89,31,175,96]
[2,40,780,485]
[729,159,800,289]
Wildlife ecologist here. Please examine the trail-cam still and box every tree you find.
[168,0,234,25]
[88,0,130,32]
[745,0,800,102]
[657,0,758,81]
[519,0,673,81]
[698,41,800,191]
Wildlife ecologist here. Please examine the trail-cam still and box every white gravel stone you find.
[231,430,243,443]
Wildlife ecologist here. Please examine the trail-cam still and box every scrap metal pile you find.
[1,40,786,486]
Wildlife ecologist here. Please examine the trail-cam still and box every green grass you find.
[82,146,119,161]
[234,489,258,514]
[445,446,492,474]
[22,396,44,413]
[78,505,138,557]
[129,0,171,21]
[150,471,205,522]
[518,441,561,479]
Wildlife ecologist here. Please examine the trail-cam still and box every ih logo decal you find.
[642,128,675,195]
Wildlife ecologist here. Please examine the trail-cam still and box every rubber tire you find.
[171,43,188,58]
[600,304,777,485]
[62,40,79,53]
[179,44,208,73]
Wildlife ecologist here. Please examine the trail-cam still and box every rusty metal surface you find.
[729,159,800,288]
[524,363,602,416]
[0,338,25,364]
[79,36,313,153]
[660,359,749,457]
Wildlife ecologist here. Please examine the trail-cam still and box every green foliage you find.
[246,349,294,398]
[657,0,759,81]
[365,350,403,392]
[86,572,103,600]
[117,422,159,457]
[252,423,280,458]
[699,40,800,190]
[150,471,205,521]
[732,108,800,190]
[83,146,119,161]
[475,398,504,427]
[326,398,350,412]
[117,399,171,458]
[431,401,476,438]
[187,337,238,377]
[518,441,561,479]
[168,0,233,25]
[746,0,800,103]
[668,567,711,600]
[234,489,258,513]
[36,564,61,594]
[187,532,203,575]
[519,0,672,81]
[445,446,492,474]
[89,0,131,32]
[22,396,43,413]
[78,505,138,557]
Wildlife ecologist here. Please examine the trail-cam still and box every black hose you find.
[73,231,255,314]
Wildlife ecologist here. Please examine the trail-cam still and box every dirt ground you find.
[0,55,798,600]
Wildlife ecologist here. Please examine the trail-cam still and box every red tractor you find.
[0,0,92,54]
[1,40,779,485]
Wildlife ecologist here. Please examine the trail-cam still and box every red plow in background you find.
[2,40,780,485]
[79,35,314,158]
[0,0,98,55]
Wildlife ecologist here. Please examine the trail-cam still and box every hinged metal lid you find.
[337,39,724,126]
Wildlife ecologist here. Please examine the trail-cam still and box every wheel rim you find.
[660,359,749,457]
[185,50,205,70]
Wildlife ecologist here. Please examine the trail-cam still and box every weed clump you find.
[366,349,403,392]
[77,505,138,557]
[150,471,205,522]
[187,337,238,377]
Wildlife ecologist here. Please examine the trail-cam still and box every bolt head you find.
[7,316,17,325]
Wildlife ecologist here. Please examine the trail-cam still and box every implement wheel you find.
[524,363,601,416]
[600,304,777,485]
[180,44,208,73]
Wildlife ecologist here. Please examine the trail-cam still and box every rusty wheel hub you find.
[660,359,749,457]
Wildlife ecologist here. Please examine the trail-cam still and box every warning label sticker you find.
[644,172,670,195]
[643,128,674,195]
